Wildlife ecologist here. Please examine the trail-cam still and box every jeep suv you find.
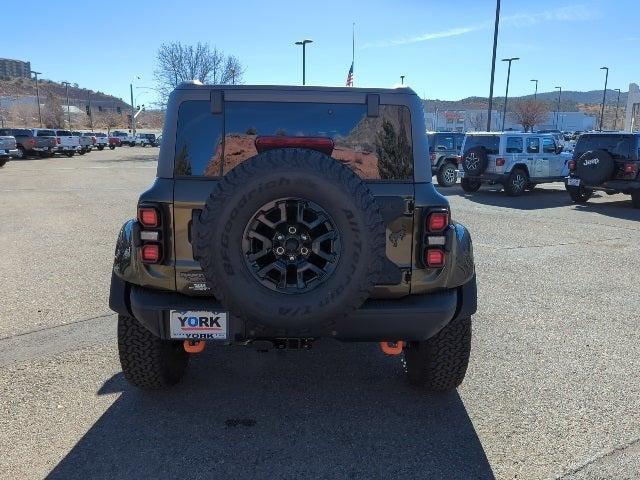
[109,84,477,391]
[565,132,640,208]
[427,132,465,187]
[459,132,568,196]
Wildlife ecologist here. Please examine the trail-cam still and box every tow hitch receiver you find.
[183,340,206,353]
[380,341,404,356]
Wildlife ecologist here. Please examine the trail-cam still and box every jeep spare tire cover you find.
[576,149,615,185]
[194,148,385,331]
[462,146,488,176]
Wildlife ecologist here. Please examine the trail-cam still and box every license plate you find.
[169,310,228,340]
[458,170,465,178]
[567,178,580,186]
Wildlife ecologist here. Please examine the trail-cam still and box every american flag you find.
[346,62,354,87]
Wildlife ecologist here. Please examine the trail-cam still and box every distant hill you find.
[0,77,129,110]
[423,89,628,113]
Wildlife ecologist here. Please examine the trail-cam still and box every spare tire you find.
[576,149,615,185]
[462,147,488,176]
[194,148,385,331]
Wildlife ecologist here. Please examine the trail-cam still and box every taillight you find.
[254,136,335,155]
[429,152,436,162]
[28,138,36,147]
[426,212,449,233]
[138,207,159,227]
[424,249,445,268]
[568,160,576,171]
[495,158,505,166]
[141,244,161,263]
[624,163,638,175]
[56,137,61,145]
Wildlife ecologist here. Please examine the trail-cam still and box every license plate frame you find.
[567,177,580,187]
[169,310,228,340]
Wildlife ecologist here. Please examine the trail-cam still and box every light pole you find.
[294,39,313,85]
[554,86,562,129]
[61,81,71,129]
[530,79,538,101]
[487,0,501,131]
[501,57,519,131]
[599,66,609,131]
[400,75,405,85]
[86,89,93,131]
[31,70,43,127]
[613,88,621,131]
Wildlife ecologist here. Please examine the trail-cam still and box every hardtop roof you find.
[175,81,417,96]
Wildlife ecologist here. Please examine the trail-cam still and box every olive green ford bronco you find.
[109,83,477,391]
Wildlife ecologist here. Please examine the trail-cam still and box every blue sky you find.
[3,0,638,104]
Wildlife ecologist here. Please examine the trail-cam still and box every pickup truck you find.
[111,130,137,147]
[0,128,55,159]
[0,135,18,167]
[75,131,93,154]
[108,135,121,149]
[93,132,109,150]
[53,129,81,157]
[30,129,59,158]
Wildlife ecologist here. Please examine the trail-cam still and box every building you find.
[0,58,31,79]
[624,83,639,132]
[425,109,596,133]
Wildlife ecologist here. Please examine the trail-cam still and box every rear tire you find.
[16,147,26,159]
[461,177,481,193]
[65,151,75,158]
[504,168,528,196]
[436,161,458,187]
[631,190,640,209]
[98,145,104,151]
[404,316,472,391]
[566,185,592,204]
[0,160,6,168]
[117,314,189,390]
[109,144,116,150]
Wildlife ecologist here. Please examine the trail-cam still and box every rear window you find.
[1,128,32,136]
[95,133,106,137]
[430,134,456,152]
[175,101,413,180]
[56,130,72,136]
[463,135,499,155]
[575,135,633,159]
[36,130,55,136]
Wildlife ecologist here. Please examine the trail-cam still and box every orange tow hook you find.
[380,341,404,355]
[183,340,206,353]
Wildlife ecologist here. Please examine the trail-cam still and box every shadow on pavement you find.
[573,198,640,222]
[48,341,494,479]
[438,183,576,210]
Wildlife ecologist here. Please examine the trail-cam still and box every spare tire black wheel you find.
[194,148,385,331]
[462,147,488,176]
[460,177,481,193]
[576,149,616,185]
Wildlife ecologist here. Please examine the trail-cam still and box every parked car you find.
[0,128,55,159]
[109,83,477,391]
[427,132,465,187]
[458,132,568,196]
[565,132,640,208]
[74,131,93,154]
[108,135,121,149]
[52,129,80,157]
[137,133,158,147]
[0,134,18,167]
[93,132,109,150]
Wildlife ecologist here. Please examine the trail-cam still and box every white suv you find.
[458,132,569,196]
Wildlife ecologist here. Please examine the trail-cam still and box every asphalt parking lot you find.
[1,147,639,480]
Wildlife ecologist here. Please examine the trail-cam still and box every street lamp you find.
[30,70,43,127]
[487,0,501,131]
[599,66,609,131]
[61,81,71,129]
[294,39,313,85]
[530,79,538,101]
[501,57,519,131]
[554,86,562,129]
[400,75,405,85]
[613,88,621,131]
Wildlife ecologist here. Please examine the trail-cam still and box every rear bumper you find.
[458,171,507,183]
[566,176,640,192]
[1,148,18,158]
[110,273,477,342]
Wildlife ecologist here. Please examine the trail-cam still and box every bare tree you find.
[42,93,65,128]
[470,112,486,131]
[509,100,549,132]
[154,42,244,103]
[95,110,121,134]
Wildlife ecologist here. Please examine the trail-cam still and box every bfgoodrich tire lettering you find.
[117,314,188,390]
[194,148,385,331]
[404,316,472,391]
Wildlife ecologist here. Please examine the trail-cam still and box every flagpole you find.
[352,22,355,86]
